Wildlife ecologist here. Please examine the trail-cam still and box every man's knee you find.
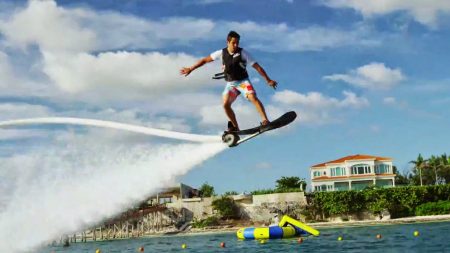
[223,101,232,109]
[247,93,258,102]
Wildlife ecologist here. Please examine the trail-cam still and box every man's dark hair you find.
[227,31,240,42]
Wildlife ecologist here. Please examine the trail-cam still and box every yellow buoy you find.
[338,236,343,241]
[414,231,420,237]
[95,249,101,253]
[181,243,187,249]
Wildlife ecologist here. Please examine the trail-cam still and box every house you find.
[146,183,200,206]
[310,154,396,192]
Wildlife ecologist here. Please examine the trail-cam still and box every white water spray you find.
[0,118,227,253]
[0,117,221,143]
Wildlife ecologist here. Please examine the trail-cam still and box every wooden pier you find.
[59,204,187,244]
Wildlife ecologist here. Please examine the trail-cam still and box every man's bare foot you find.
[227,121,239,132]
[260,119,271,132]
[261,119,270,126]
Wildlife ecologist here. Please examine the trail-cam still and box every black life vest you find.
[222,47,249,81]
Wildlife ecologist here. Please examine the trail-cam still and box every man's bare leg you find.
[247,93,269,125]
[223,93,239,130]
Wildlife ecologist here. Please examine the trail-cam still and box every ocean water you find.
[36,221,450,253]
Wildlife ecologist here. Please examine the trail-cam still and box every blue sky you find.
[0,0,450,193]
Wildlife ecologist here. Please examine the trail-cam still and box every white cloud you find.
[198,98,287,130]
[0,129,45,141]
[200,89,369,127]
[273,89,369,109]
[321,0,450,28]
[0,0,381,105]
[0,1,377,54]
[0,103,52,121]
[0,1,215,52]
[272,89,369,124]
[41,51,220,101]
[226,21,377,52]
[0,1,96,52]
[0,51,15,88]
[323,62,405,90]
[199,102,258,129]
[144,92,220,117]
[383,97,397,105]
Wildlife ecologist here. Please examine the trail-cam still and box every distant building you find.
[146,183,200,206]
[310,154,396,192]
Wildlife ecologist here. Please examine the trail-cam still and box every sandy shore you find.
[184,214,450,235]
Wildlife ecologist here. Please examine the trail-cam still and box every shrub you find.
[251,188,304,195]
[211,196,239,219]
[191,216,219,228]
[415,201,450,216]
[306,184,450,220]
[199,182,215,197]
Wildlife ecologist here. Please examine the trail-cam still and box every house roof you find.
[311,154,392,168]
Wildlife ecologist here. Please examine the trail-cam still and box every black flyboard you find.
[222,111,297,147]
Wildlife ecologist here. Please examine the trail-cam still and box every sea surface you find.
[37,221,450,253]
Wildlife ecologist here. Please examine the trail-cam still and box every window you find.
[314,185,328,192]
[159,197,172,204]
[331,167,347,176]
[313,171,321,177]
[375,164,390,174]
[314,184,333,192]
[351,164,371,175]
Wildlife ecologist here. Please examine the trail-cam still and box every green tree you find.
[438,154,450,184]
[212,196,239,219]
[410,154,427,186]
[427,155,440,185]
[199,182,215,197]
[223,191,239,196]
[276,176,307,190]
[393,166,410,185]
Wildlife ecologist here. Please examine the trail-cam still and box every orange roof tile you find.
[311,154,391,168]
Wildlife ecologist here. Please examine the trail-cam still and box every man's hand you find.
[267,80,278,90]
[180,67,192,77]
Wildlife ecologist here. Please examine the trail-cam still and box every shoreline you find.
[73,214,450,243]
[309,214,450,229]
[180,214,450,236]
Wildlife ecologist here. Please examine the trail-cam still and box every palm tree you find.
[438,154,450,184]
[427,156,439,185]
[410,154,427,186]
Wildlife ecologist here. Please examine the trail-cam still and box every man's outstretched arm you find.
[180,56,214,76]
[252,63,278,89]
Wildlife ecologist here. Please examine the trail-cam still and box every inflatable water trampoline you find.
[236,215,319,240]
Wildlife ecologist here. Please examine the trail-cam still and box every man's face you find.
[227,37,239,53]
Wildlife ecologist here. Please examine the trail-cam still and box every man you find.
[180,31,277,131]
